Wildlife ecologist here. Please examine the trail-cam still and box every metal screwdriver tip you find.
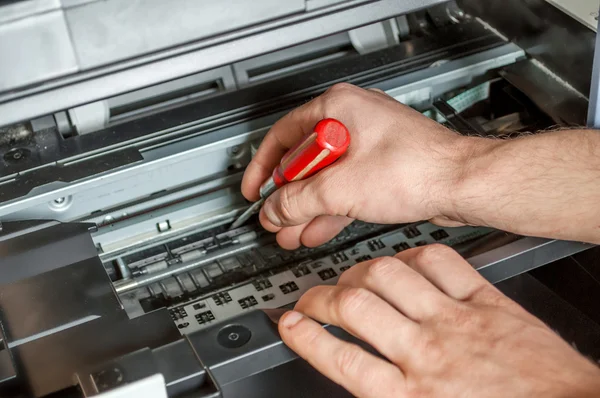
[230,199,265,230]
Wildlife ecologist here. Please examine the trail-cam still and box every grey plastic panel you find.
[65,0,306,69]
[232,33,352,87]
[0,10,78,92]
[0,0,61,23]
[0,0,450,128]
[107,66,237,125]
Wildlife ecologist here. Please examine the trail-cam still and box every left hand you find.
[278,244,600,398]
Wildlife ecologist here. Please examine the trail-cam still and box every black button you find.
[217,324,252,349]
[92,367,124,392]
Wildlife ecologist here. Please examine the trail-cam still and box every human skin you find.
[241,83,600,397]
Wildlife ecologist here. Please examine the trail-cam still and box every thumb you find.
[261,177,336,227]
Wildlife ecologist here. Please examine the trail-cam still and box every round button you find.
[217,324,251,349]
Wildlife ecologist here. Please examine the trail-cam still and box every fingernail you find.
[263,200,282,226]
[280,311,303,329]
[262,308,287,324]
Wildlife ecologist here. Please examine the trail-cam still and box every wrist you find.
[432,135,503,226]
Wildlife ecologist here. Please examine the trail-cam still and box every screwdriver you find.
[230,118,351,230]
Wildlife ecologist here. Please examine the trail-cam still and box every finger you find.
[262,179,323,227]
[275,222,310,250]
[262,168,351,227]
[396,245,535,322]
[338,256,455,322]
[279,311,406,398]
[394,244,500,303]
[258,207,282,233]
[295,285,419,364]
[272,216,352,250]
[241,98,326,201]
[301,216,353,248]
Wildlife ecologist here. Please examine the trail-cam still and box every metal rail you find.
[113,240,262,294]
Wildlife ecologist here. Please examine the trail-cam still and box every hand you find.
[278,245,600,398]
[242,83,472,250]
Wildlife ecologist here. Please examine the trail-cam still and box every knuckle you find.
[287,106,303,120]
[327,82,356,95]
[323,83,360,114]
[368,87,386,95]
[335,344,364,378]
[364,257,398,283]
[277,186,299,223]
[337,287,371,319]
[413,243,456,265]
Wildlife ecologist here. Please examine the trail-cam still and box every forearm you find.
[446,129,600,244]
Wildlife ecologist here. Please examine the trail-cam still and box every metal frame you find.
[0,44,524,224]
[470,238,593,284]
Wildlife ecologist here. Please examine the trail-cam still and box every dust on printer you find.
[0,0,598,397]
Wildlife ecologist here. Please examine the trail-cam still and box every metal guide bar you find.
[115,221,400,320]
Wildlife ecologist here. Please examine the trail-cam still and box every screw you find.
[231,146,240,154]
[4,148,30,163]
[49,195,72,210]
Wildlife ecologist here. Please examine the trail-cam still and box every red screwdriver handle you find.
[259,118,351,198]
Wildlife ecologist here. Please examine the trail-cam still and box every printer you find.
[0,0,599,396]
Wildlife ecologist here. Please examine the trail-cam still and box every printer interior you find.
[0,1,597,397]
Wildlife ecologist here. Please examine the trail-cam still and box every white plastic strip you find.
[545,0,599,31]
[95,374,167,398]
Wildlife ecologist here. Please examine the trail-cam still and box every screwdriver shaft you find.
[230,198,265,230]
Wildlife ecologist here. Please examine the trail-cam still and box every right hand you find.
[242,83,480,249]
[278,244,600,398]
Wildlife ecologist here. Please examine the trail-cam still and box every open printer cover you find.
[0,1,599,397]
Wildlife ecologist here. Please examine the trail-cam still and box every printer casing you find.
[0,1,599,397]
